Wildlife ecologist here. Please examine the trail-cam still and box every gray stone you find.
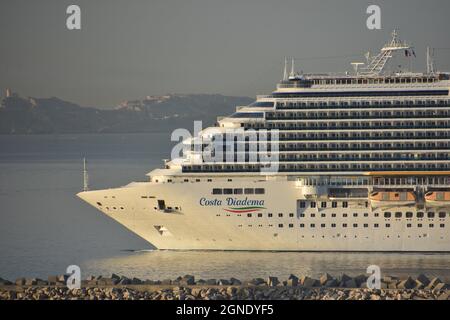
[206,279,217,285]
[118,277,132,285]
[230,278,241,285]
[344,279,358,288]
[432,283,448,292]
[111,273,121,281]
[324,279,339,288]
[416,274,430,286]
[287,274,299,287]
[25,278,38,286]
[437,292,449,300]
[397,277,416,290]
[340,274,352,283]
[302,277,318,288]
[319,273,333,286]
[181,275,195,285]
[131,278,142,285]
[425,277,442,290]
[248,278,265,286]
[218,279,230,286]
[267,276,279,287]
[47,275,59,284]
[353,274,368,287]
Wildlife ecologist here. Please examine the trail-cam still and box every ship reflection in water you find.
[83,250,450,281]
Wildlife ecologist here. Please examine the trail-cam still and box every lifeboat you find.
[425,191,450,207]
[369,191,416,208]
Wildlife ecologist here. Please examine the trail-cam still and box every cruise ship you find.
[78,31,450,251]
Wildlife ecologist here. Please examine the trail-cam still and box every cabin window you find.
[223,188,233,195]
[427,212,435,218]
[255,188,265,194]
[384,212,391,218]
[212,188,222,195]
[417,212,424,218]
[439,212,446,218]
[244,188,254,194]
[233,188,243,194]
[395,212,402,218]
[406,212,413,218]
[157,200,166,210]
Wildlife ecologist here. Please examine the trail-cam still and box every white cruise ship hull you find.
[77,178,450,251]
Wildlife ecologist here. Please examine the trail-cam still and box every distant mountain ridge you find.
[0,93,253,134]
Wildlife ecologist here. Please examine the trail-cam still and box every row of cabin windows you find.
[212,188,265,195]
[294,223,445,228]
[246,213,295,218]
[239,223,445,228]
[278,99,449,108]
[297,212,446,218]
[299,201,351,208]
[384,211,446,218]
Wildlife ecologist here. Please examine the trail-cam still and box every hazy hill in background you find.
[0,94,253,134]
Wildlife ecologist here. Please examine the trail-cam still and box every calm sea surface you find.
[1,133,450,281]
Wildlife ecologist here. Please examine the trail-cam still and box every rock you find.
[353,274,368,287]
[0,278,12,285]
[301,277,318,288]
[196,279,206,285]
[131,278,142,285]
[161,279,172,285]
[218,279,230,286]
[181,275,195,286]
[226,287,237,296]
[319,273,333,286]
[248,278,265,286]
[287,274,298,287]
[111,273,120,280]
[206,279,217,285]
[324,279,339,288]
[432,283,448,292]
[437,292,449,300]
[387,281,398,289]
[344,279,358,288]
[414,280,425,290]
[118,277,132,285]
[230,278,241,285]
[267,277,279,287]
[47,275,60,285]
[340,274,352,283]
[425,277,442,290]
[416,274,430,286]
[25,278,38,286]
[397,277,416,290]
[15,278,26,286]
[57,275,69,283]
[98,278,115,286]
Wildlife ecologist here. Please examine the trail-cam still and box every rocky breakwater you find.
[0,273,449,300]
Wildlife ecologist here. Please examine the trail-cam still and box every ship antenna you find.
[290,57,295,77]
[427,46,435,74]
[83,157,89,192]
[283,57,288,81]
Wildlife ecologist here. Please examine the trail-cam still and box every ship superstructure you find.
[78,31,450,251]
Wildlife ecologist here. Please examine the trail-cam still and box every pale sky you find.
[1,0,449,107]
